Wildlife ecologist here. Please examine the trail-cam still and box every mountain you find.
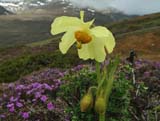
[0,5,12,14]
[0,0,137,48]
[35,0,135,25]
[0,0,135,24]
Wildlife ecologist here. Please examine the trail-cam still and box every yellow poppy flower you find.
[51,11,115,62]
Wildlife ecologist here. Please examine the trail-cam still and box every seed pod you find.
[80,93,93,112]
[95,97,106,114]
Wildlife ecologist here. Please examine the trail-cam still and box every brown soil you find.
[114,30,160,61]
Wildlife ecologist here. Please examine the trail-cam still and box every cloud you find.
[67,0,160,15]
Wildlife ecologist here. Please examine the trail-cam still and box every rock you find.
[0,6,13,15]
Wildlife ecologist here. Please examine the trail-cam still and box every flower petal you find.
[80,11,94,29]
[91,26,115,53]
[84,19,95,28]
[91,26,111,37]
[80,11,84,21]
[104,31,115,54]
[78,36,106,62]
[78,44,94,60]
[59,30,76,54]
[51,16,81,35]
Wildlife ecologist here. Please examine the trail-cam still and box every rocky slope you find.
[0,5,12,14]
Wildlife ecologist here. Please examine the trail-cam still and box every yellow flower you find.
[51,11,115,62]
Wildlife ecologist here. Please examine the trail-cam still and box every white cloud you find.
[67,0,160,15]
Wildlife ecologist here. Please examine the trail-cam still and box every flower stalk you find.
[50,10,118,121]
[95,56,120,121]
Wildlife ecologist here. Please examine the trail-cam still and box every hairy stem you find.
[96,62,101,83]
[99,114,105,121]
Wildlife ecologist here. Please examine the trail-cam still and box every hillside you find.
[107,12,160,35]
[106,13,160,60]
[0,12,159,62]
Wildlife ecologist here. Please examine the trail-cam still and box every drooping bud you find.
[95,97,106,114]
[80,93,93,112]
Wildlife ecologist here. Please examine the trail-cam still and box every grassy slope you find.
[106,13,160,61]
[0,15,53,48]
[107,12,160,35]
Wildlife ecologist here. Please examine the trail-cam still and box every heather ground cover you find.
[0,59,159,121]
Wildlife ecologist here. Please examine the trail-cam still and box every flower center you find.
[75,31,92,44]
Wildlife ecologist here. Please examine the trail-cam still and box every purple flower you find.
[16,84,25,90]
[3,94,7,98]
[32,98,37,102]
[40,95,48,102]
[9,106,15,113]
[22,112,29,119]
[8,83,14,89]
[18,92,21,96]
[71,64,84,71]
[47,102,55,111]
[0,114,5,118]
[32,82,41,88]
[7,103,14,108]
[35,92,41,98]
[9,96,18,102]
[16,102,23,108]
[59,72,64,77]
[43,83,52,90]
[143,71,150,77]
[10,96,15,102]
[26,90,33,95]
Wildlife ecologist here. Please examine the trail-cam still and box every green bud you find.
[80,93,93,112]
[95,97,106,114]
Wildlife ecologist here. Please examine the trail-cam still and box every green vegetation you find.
[58,66,133,121]
[26,35,61,47]
[0,49,81,83]
[107,13,160,35]
[0,19,52,49]
[27,38,56,47]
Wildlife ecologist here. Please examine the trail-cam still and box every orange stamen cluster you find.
[75,31,92,44]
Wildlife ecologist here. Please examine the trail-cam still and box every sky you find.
[68,0,160,15]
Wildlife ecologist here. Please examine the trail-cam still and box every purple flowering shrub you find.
[0,59,159,121]
[0,64,86,121]
[135,59,160,92]
[130,59,160,120]
[0,68,68,120]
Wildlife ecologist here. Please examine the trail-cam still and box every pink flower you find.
[22,112,29,119]
[35,92,41,98]
[16,102,23,108]
[7,103,14,108]
[47,102,55,111]
[9,96,18,102]
[0,114,5,118]
[40,95,48,102]
[9,106,15,113]
[43,83,52,90]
